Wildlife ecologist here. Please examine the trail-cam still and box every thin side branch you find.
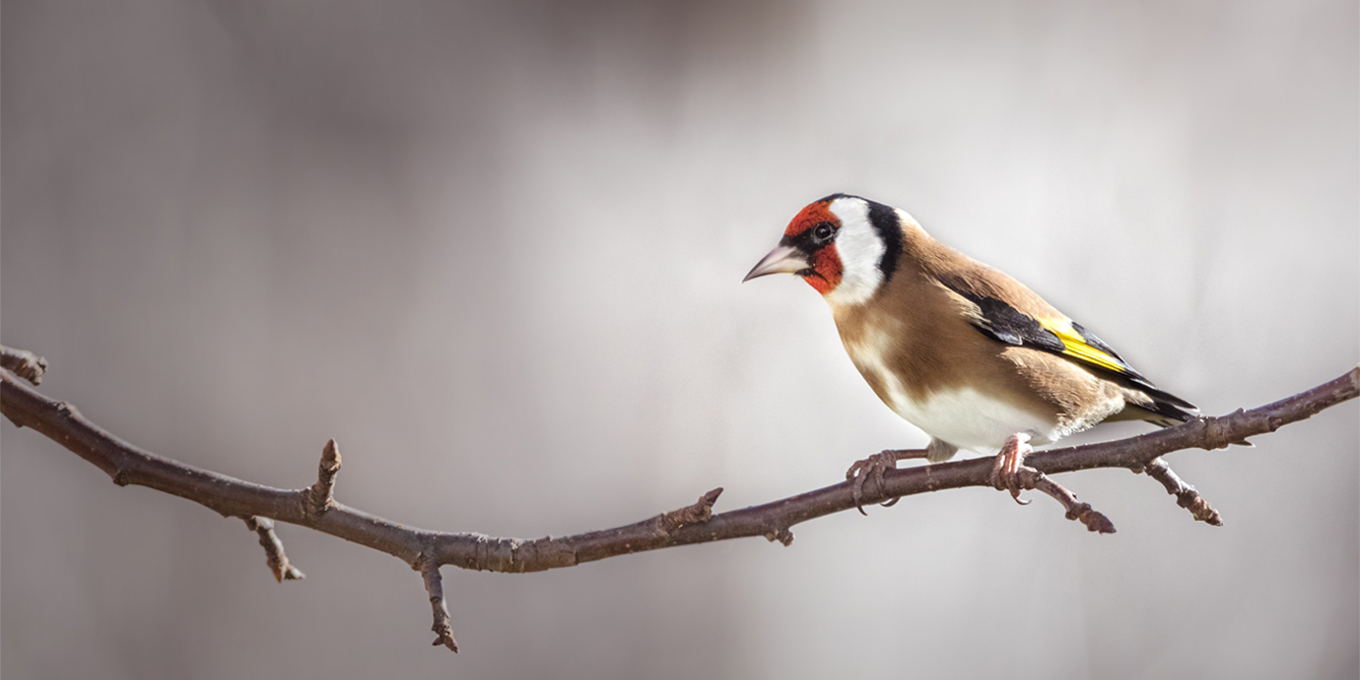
[303,439,341,517]
[1018,469,1116,533]
[2,341,1356,652]
[0,346,46,386]
[243,516,305,582]
[419,557,458,653]
[659,487,723,533]
[1141,457,1223,525]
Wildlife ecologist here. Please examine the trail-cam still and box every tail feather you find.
[1134,396,1197,427]
[1124,385,1197,428]
[1125,388,1253,447]
[1128,379,1198,412]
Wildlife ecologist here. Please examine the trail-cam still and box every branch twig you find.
[419,557,458,653]
[0,346,46,386]
[1141,457,1224,525]
[243,516,306,581]
[303,439,341,517]
[1017,468,1117,533]
[2,343,1355,652]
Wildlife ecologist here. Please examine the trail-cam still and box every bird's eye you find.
[813,223,835,243]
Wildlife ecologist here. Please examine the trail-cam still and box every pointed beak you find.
[743,244,809,282]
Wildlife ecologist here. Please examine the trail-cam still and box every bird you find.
[743,193,1200,511]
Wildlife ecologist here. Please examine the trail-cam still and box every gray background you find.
[3,1,1356,678]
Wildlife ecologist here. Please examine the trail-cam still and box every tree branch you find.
[1015,467,1117,533]
[303,439,341,518]
[0,345,47,385]
[2,343,1355,652]
[419,557,458,653]
[1141,457,1224,526]
[244,516,306,582]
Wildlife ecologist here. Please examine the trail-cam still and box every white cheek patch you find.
[823,198,885,307]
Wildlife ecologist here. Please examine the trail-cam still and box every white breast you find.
[844,327,1062,453]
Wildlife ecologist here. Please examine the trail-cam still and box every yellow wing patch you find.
[1039,318,1127,374]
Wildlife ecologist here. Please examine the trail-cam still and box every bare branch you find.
[2,341,1355,651]
[419,557,458,653]
[243,516,306,582]
[0,346,46,386]
[659,487,723,533]
[1141,457,1224,526]
[303,439,341,518]
[1018,469,1116,533]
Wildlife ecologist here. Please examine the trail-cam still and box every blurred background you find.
[3,1,1356,678]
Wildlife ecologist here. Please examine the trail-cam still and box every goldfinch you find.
[744,194,1198,508]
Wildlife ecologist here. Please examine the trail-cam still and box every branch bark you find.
[2,343,1355,653]
[419,557,458,653]
[1142,457,1223,526]
[244,516,306,582]
[0,345,47,385]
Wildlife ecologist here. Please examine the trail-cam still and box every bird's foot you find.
[846,448,928,515]
[990,433,1033,505]
[988,433,1116,533]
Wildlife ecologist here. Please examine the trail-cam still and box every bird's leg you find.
[846,448,929,514]
[988,433,1117,532]
[990,433,1033,505]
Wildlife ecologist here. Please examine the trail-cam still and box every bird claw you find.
[990,434,1033,505]
[846,450,913,515]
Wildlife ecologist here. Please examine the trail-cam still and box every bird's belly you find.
[844,328,1060,453]
[884,386,1060,453]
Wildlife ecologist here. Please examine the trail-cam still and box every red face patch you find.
[783,199,843,293]
[806,244,843,294]
[784,200,839,238]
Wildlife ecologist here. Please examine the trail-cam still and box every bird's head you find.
[743,194,903,307]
